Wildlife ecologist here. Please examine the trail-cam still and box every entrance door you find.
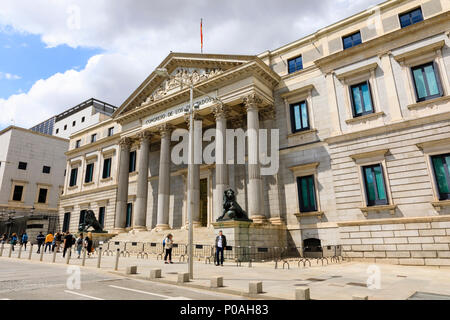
[199,178,208,227]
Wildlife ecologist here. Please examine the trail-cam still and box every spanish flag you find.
[200,18,203,54]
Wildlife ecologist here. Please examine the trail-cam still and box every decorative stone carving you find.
[228,115,246,129]
[119,137,132,149]
[142,68,224,106]
[137,130,153,143]
[243,93,263,111]
[158,123,174,138]
[212,104,230,121]
[184,112,202,128]
[260,105,276,121]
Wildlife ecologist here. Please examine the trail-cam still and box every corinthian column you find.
[244,93,265,223]
[213,104,229,221]
[133,131,152,230]
[156,124,173,230]
[185,113,202,227]
[114,137,132,231]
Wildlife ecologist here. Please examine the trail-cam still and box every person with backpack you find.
[62,232,74,258]
[21,232,28,251]
[10,233,18,251]
[75,234,83,258]
[163,234,173,264]
[36,232,45,253]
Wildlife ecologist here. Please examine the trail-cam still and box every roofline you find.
[0,125,69,142]
[258,0,406,58]
[55,98,117,123]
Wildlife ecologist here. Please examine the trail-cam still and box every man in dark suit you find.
[215,230,227,266]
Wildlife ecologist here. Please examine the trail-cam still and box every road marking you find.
[108,285,190,300]
[64,290,104,300]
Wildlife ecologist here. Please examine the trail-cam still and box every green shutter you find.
[433,157,449,194]
[374,165,387,200]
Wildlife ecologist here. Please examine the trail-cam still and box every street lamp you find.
[154,68,223,279]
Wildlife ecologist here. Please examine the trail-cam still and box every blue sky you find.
[0,31,101,99]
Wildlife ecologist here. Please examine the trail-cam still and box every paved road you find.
[0,259,243,300]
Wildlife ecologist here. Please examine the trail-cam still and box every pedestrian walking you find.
[44,233,54,253]
[54,232,63,252]
[164,234,173,264]
[36,232,45,253]
[21,232,28,251]
[62,232,74,258]
[84,234,93,258]
[75,234,83,258]
[10,233,18,251]
[1,233,7,244]
[215,230,227,266]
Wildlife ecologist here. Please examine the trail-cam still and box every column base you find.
[132,226,148,232]
[269,217,285,226]
[154,224,170,231]
[112,228,126,234]
[250,215,268,224]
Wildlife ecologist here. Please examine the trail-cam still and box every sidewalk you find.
[3,246,450,300]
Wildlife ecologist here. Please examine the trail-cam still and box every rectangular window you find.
[399,7,423,28]
[85,163,94,183]
[108,127,114,136]
[69,168,78,187]
[431,153,450,200]
[350,81,374,117]
[12,185,24,201]
[72,120,76,127]
[62,212,71,232]
[288,56,303,74]
[79,210,86,226]
[126,203,133,228]
[75,140,81,148]
[18,162,27,170]
[102,158,112,179]
[342,31,362,50]
[290,101,309,133]
[129,151,137,173]
[411,62,443,102]
[37,188,48,204]
[362,164,388,206]
[56,128,59,134]
[81,116,85,123]
[296,175,317,213]
[91,134,97,143]
[98,207,105,228]
[43,166,51,174]
[64,125,67,130]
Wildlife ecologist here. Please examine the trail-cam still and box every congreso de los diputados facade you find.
[59,0,450,266]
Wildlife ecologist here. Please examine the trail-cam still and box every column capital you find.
[212,104,230,121]
[136,130,153,143]
[119,137,132,149]
[158,123,174,138]
[259,104,276,121]
[243,93,263,111]
[184,112,202,129]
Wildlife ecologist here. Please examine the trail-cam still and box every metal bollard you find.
[82,247,87,266]
[65,248,71,264]
[40,246,45,261]
[18,245,22,259]
[114,249,120,271]
[8,244,13,257]
[52,248,57,263]
[28,244,33,260]
[0,242,4,256]
[97,247,102,268]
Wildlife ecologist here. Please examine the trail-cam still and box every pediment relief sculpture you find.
[141,68,223,106]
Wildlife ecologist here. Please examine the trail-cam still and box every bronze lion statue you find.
[217,189,251,222]
[78,210,104,232]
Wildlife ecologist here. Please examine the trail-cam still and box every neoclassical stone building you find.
[59,0,450,265]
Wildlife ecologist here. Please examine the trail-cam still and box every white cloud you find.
[0,0,381,129]
[0,72,21,80]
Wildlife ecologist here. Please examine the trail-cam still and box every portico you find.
[111,53,281,233]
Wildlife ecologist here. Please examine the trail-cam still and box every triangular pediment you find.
[114,52,256,118]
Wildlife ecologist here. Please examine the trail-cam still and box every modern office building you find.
[0,126,68,239]
[59,0,450,266]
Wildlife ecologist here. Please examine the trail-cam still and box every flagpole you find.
[200,18,203,54]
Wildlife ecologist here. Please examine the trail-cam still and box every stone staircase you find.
[108,226,218,245]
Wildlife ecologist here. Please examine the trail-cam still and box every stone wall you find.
[339,216,450,266]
